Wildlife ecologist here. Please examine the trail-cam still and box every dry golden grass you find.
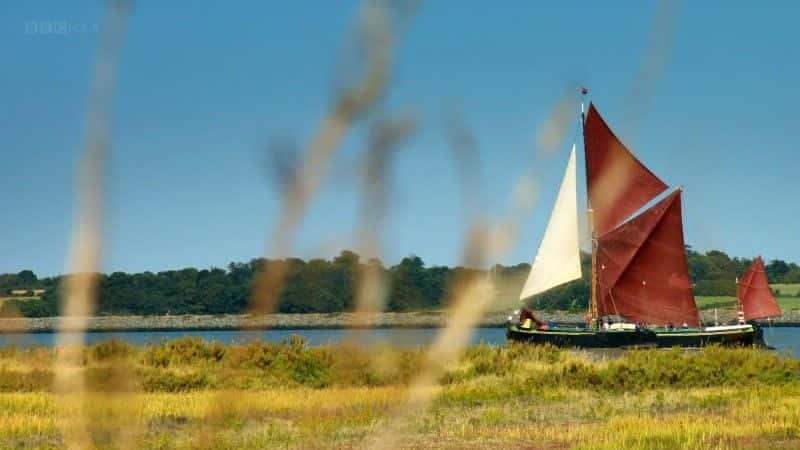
[0,342,798,449]
[0,381,798,449]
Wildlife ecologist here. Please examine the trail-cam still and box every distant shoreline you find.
[0,312,510,334]
[0,310,798,334]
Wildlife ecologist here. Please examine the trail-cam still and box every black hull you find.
[506,326,658,348]
[507,324,761,349]
[654,326,761,348]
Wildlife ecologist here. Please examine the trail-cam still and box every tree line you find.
[1,248,799,317]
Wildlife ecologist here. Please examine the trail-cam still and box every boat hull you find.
[506,325,658,348]
[507,324,762,349]
[654,325,760,348]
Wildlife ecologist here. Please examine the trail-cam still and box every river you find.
[0,326,798,357]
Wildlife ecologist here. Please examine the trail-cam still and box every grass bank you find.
[695,295,800,312]
[0,338,798,448]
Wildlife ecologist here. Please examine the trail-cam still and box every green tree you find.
[16,270,38,287]
[388,256,428,311]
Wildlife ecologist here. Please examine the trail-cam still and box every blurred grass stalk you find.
[351,114,416,324]
[622,0,680,145]
[203,0,417,440]
[53,1,132,449]
[369,93,575,448]
[369,2,683,433]
[249,0,411,316]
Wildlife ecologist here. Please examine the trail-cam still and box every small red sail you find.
[738,256,782,320]
[595,190,700,326]
[584,104,668,235]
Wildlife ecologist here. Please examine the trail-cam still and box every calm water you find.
[0,327,798,357]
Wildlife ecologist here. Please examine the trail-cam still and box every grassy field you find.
[0,338,799,448]
[774,297,800,311]
[694,296,737,310]
[696,283,800,311]
[0,296,39,307]
[771,284,800,297]
[668,296,800,312]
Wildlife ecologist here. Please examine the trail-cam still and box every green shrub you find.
[140,369,210,392]
[233,337,333,388]
[522,346,800,392]
[142,337,226,367]
[694,279,737,296]
[448,342,563,381]
[88,339,135,362]
[1,337,797,394]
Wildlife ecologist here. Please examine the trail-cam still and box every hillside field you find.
[771,283,800,296]
[695,283,800,312]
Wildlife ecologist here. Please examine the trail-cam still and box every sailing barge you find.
[507,98,781,348]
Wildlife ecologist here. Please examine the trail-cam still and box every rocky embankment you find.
[0,310,797,333]
[0,312,506,333]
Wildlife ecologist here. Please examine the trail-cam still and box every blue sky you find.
[2,1,799,276]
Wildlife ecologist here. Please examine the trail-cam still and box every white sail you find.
[520,145,582,299]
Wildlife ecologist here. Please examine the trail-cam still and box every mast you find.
[580,88,598,325]
[736,275,742,316]
[735,275,743,325]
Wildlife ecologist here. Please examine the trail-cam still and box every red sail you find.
[738,256,781,320]
[584,104,668,235]
[595,190,700,326]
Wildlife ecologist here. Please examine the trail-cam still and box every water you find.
[0,328,505,349]
[0,326,798,357]
[761,326,800,357]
